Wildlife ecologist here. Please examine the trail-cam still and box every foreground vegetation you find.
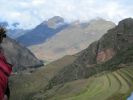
[10,66,133,100]
[10,55,77,100]
[40,67,133,100]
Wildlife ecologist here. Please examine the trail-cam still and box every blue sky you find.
[127,93,133,100]
[0,0,133,29]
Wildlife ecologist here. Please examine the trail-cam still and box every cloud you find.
[0,0,133,29]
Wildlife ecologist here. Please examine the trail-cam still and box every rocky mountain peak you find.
[47,16,65,29]
[116,18,133,34]
[76,18,133,65]
[48,16,64,23]
[118,18,133,27]
[95,18,133,64]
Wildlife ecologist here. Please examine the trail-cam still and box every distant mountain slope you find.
[16,16,68,47]
[0,21,28,39]
[1,37,43,72]
[29,18,115,61]
[0,21,8,27]
[7,29,29,39]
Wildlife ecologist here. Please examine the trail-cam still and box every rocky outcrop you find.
[1,37,43,72]
[48,18,133,87]
[76,18,133,65]
[96,48,115,63]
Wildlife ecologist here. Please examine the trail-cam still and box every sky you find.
[127,93,133,100]
[0,0,133,29]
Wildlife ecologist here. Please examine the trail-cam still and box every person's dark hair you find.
[0,27,6,38]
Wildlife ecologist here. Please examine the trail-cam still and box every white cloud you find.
[0,0,133,29]
[32,0,46,6]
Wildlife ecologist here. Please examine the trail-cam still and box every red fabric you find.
[0,51,12,100]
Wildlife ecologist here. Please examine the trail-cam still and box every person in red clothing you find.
[0,27,12,100]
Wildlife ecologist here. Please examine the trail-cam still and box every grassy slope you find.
[10,55,77,100]
[40,67,133,100]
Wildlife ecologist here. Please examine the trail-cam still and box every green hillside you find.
[10,55,77,100]
[36,67,133,100]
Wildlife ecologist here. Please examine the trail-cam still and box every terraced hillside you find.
[35,67,133,100]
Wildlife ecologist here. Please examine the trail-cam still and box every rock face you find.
[29,18,115,61]
[96,48,115,63]
[48,18,133,87]
[1,37,43,72]
[76,18,133,65]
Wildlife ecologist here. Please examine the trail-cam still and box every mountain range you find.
[27,17,115,61]
[2,17,115,62]
[10,18,133,100]
[16,16,68,47]
[0,21,28,39]
[7,29,29,39]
